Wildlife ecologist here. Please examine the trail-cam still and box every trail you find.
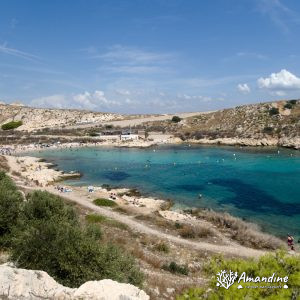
[18,184,266,259]
[64,111,212,129]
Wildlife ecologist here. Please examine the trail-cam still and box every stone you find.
[0,264,149,300]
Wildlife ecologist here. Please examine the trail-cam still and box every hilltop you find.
[0,103,125,132]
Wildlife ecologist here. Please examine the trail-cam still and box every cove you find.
[24,145,300,238]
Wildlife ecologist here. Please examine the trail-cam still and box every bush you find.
[85,213,129,230]
[93,198,117,207]
[1,120,23,130]
[11,191,143,288]
[0,172,23,246]
[284,102,293,109]
[154,242,170,253]
[20,191,78,225]
[288,99,297,105]
[178,225,196,239]
[163,261,189,275]
[269,107,279,116]
[171,116,182,123]
[263,126,273,134]
[177,251,300,299]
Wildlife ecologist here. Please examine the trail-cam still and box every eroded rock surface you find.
[0,264,149,300]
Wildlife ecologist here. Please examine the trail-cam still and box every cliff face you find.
[0,104,124,131]
[0,264,149,300]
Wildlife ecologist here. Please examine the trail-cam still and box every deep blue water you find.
[24,145,300,238]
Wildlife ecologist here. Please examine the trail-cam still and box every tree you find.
[171,116,181,123]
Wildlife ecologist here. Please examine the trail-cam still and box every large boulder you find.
[0,264,149,300]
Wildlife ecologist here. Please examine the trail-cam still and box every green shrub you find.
[263,126,273,134]
[177,251,300,299]
[21,191,78,224]
[288,100,297,105]
[171,116,182,123]
[86,214,107,223]
[85,214,129,231]
[154,242,170,253]
[284,103,293,109]
[93,198,117,207]
[1,120,23,130]
[163,261,189,275]
[269,107,279,116]
[11,192,143,288]
[88,130,98,137]
[0,171,23,246]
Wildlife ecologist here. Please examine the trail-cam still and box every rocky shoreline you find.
[186,137,300,149]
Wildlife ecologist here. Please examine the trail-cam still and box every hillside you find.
[141,99,300,148]
[0,104,124,131]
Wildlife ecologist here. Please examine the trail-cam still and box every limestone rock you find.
[0,264,149,300]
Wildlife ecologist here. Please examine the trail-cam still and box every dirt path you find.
[32,186,265,259]
[64,111,211,129]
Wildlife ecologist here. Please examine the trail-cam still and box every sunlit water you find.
[24,145,300,238]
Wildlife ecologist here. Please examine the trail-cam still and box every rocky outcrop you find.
[0,264,149,300]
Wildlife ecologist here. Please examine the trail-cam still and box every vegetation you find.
[0,171,23,247]
[154,242,170,253]
[177,251,300,299]
[284,102,293,109]
[0,174,143,288]
[1,120,23,130]
[284,100,297,109]
[171,116,182,123]
[163,261,189,275]
[269,107,279,116]
[85,213,129,230]
[93,198,117,207]
[190,209,283,250]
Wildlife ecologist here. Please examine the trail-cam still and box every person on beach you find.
[287,234,294,250]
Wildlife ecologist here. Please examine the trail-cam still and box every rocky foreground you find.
[0,264,149,300]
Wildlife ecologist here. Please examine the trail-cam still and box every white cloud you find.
[31,90,120,110]
[0,43,39,61]
[257,69,300,91]
[115,89,131,96]
[89,45,174,75]
[237,83,251,94]
[256,0,299,34]
[97,45,173,64]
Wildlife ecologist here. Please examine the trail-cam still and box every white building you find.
[120,133,139,141]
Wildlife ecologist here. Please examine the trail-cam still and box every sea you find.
[24,145,300,239]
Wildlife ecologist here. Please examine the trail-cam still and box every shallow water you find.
[24,145,300,238]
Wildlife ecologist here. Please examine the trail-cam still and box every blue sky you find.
[1,0,300,113]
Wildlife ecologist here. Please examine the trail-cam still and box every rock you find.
[0,264,149,300]
[74,280,149,300]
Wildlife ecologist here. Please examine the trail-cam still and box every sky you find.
[1,0,300,114]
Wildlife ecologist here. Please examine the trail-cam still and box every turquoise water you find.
[24,145,300,238]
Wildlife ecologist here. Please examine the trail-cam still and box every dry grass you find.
[131,246,163,269]
[193,209,284,249]
[178,224,214,239]
[0,156,9,172]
